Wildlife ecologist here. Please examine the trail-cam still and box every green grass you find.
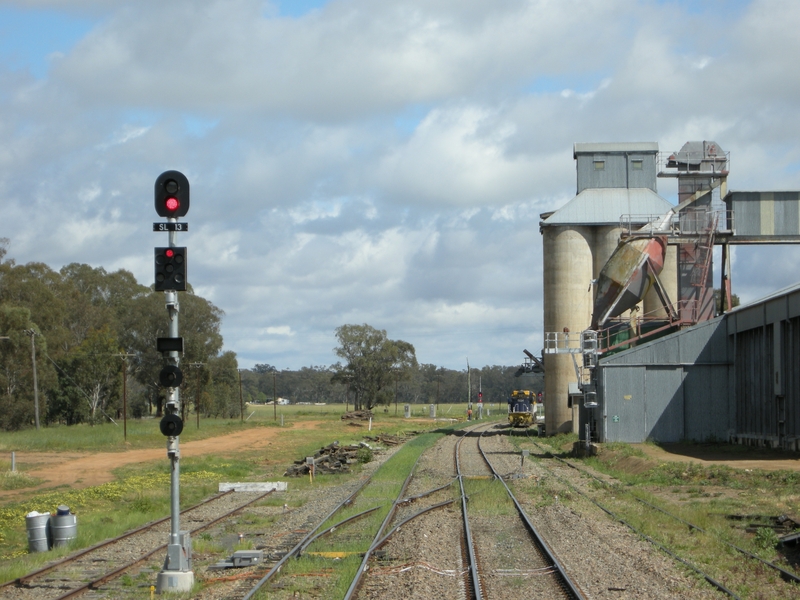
[0,401,470,453]
[251,554,362,600]
[0,405,459,590]
[464,478,515,515]
[0,470,43,491]
[0,417,260,452]
[276,429,453,598]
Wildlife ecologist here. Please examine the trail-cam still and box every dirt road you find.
[636,442,800,472]
[2,422,321,499]
[6,424,799,503]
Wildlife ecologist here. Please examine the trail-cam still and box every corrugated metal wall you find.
[728,191,800,237]
[784,319,800,444]
[734,326,775,438]
[576,153,657,193]
[645,367,684,441]
[597,318,731,444]
[596,284,800,450]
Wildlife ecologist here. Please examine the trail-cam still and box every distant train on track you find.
[508,390,535,427]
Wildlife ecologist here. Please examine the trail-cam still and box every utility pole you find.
[238,369,244,423]
[185,363,204,429]
[196,370,201,429]
[114,353,136,441]
[23,330,40,431]
[466,357,471,407]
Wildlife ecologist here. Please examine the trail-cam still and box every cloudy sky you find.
[2,0,800,370]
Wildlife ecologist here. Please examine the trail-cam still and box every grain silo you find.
[540,143,677,434]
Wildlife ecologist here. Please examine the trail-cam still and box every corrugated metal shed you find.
[597,318,731,444]
[574,142,659,156]
[541,188,673,226]
[727,281,800,334]
[594,282,800,450]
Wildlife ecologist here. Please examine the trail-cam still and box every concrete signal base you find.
[156,570,194,594]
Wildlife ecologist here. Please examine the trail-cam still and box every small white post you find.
[368,417,372,431]
[11,451,15,472]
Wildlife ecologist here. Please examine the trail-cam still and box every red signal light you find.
[165,197,180,212]
[165,248,175,258]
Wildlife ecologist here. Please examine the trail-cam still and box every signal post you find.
[152,171,194,594]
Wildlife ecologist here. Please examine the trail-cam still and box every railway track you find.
[526,437,800,600]
[3,424,754,598]
[243,422,714,599]
[0,490,274,600]
[339,423,584,600]
[460,424,584,599]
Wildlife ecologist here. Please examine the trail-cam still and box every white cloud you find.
[2,0,800,370]
[262,326,294,336]
[97,124,151,149]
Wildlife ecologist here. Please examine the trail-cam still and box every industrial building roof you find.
[573,142,658,157]
[541,187,674,226]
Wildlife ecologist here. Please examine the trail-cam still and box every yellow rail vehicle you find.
[508,390,535,427]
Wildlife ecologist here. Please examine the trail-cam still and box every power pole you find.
[238,369,244,423]
[186,363,204,429]
[114,353,136,441]
[466,357,471,407]
[24,330,40,431]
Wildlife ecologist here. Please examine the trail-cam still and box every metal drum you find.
[25,511,51,553]
[51,505,77,548]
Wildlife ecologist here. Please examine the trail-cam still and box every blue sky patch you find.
[0,6,96,79]
[394,104,431,136]
[651,0,751,17]
[184,115,220,138]
[274,0,331,18]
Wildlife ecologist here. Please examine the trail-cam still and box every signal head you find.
[160,414,184,437]
[155,170,190,217]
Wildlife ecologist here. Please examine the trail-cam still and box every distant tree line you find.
[239,324,542,412]
[0,239,240,431]
[239,362,541,411]
[0,240,541,431]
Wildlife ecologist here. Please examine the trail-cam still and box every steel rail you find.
[538,442,800,586]
[300,493,455,559]
[342,453,424,600]
[3,489,235,590]
[45,489,274,600]
[370,499,456,552]
[529,438,742,600]
[456,428,483,600]
[298,505,382,555]
[400,480,455,504]
[476,424,586,600]
[242,475,373,600]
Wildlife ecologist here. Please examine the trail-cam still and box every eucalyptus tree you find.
[331,324,417,411]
